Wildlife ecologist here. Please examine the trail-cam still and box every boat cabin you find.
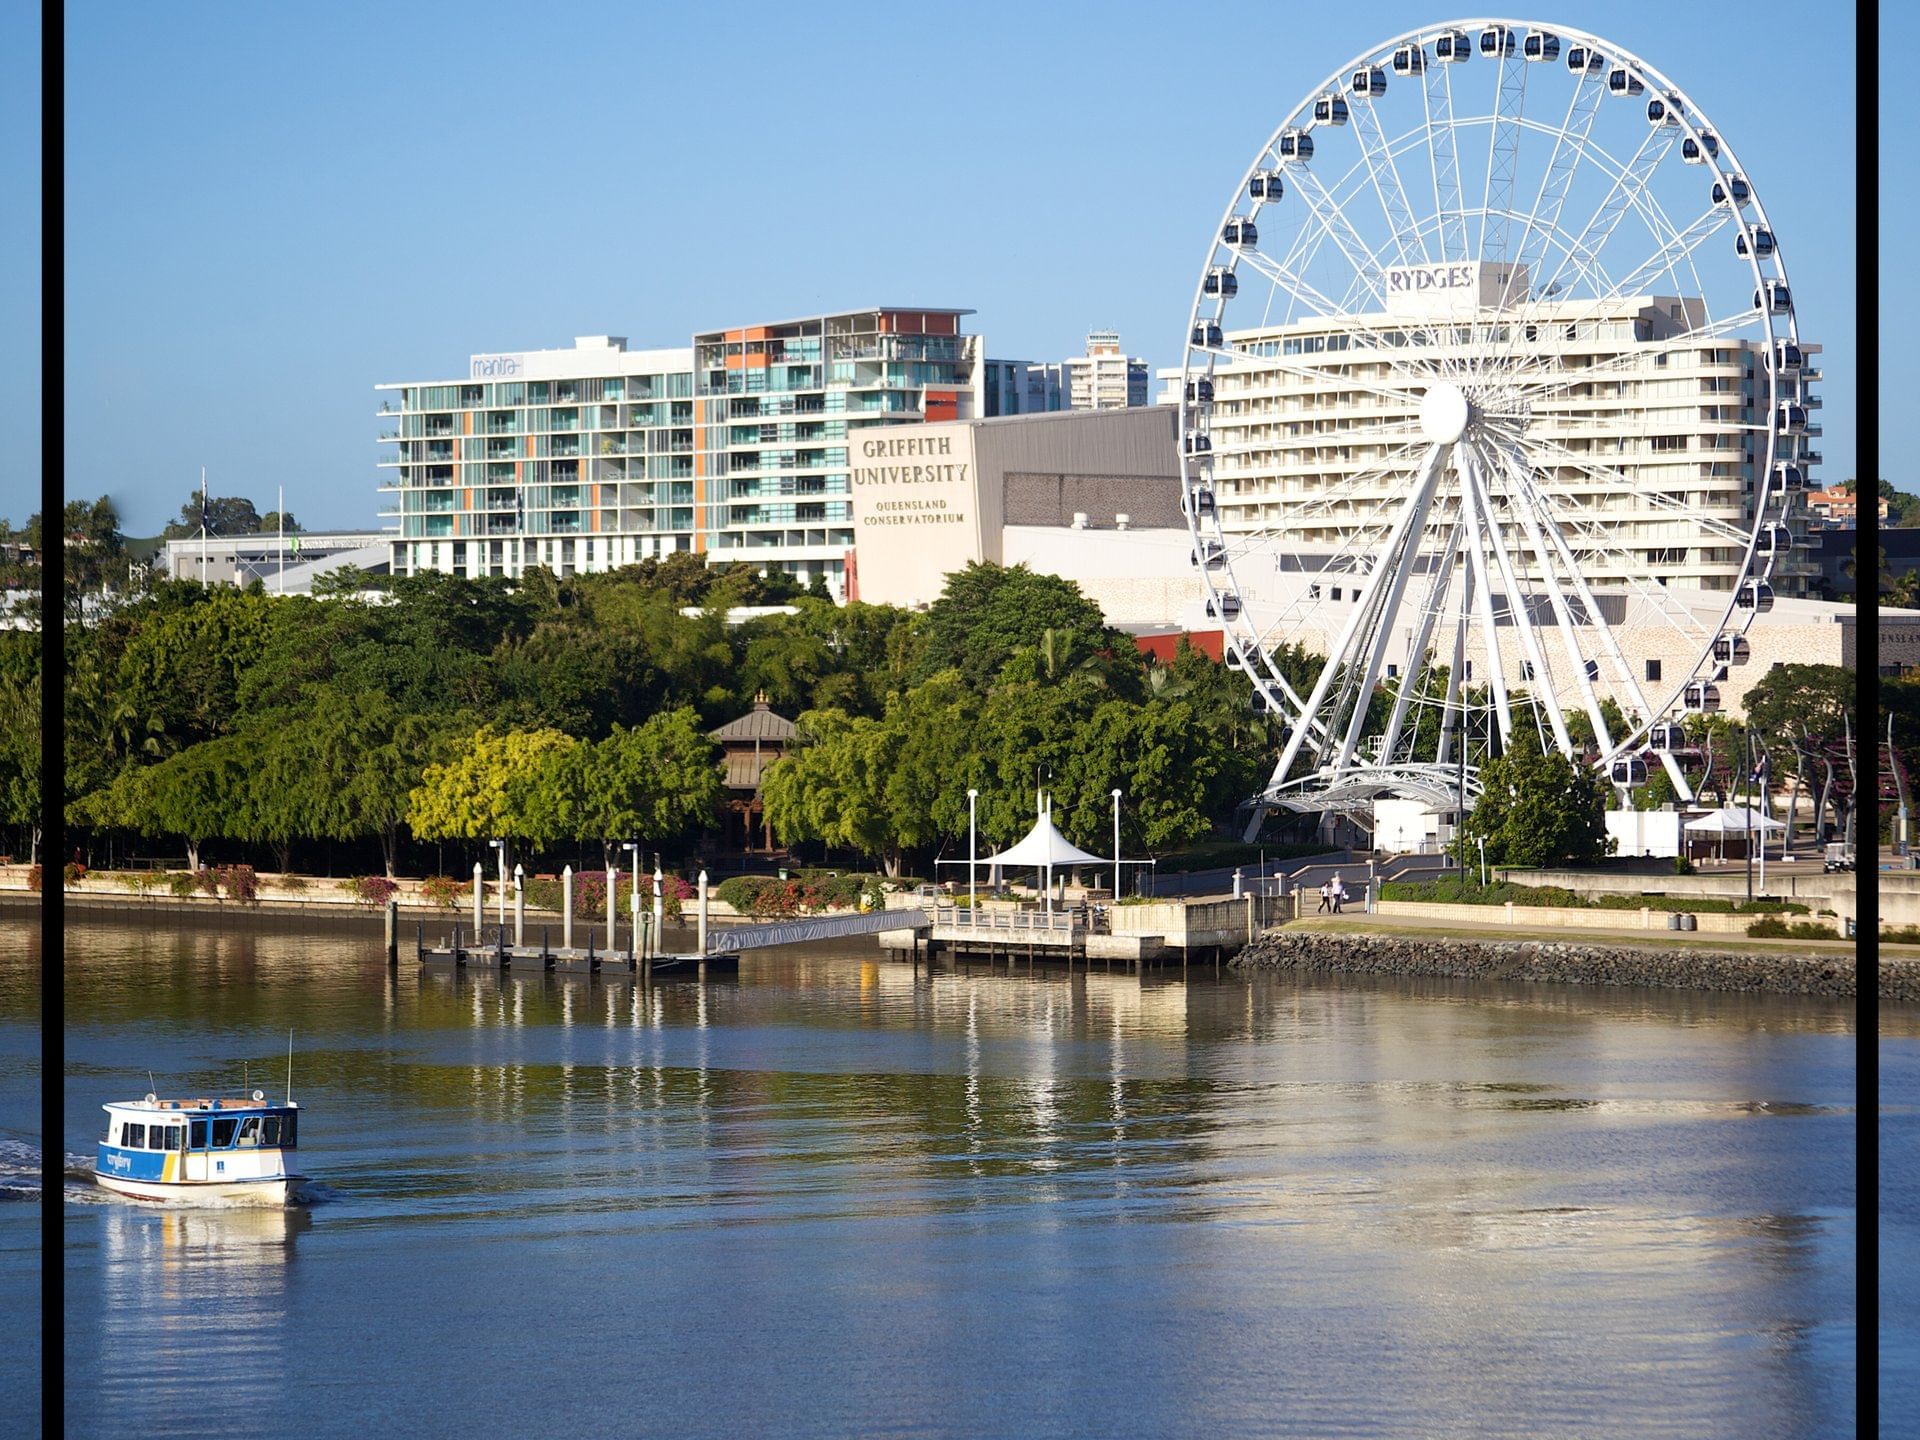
[98,1094,299,1187]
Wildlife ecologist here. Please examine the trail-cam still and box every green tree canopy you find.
[1464,726,1613,868]
[407,725,580,849]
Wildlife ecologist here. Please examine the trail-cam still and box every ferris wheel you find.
[1176,19,1815,828]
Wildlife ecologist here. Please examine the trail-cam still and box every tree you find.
[1464,726,1613,868]
[0,644,39,863]
[407,726,580,851]
[1741,663,1853,744]
[916,563,1122,690]
[160,490,263,539]
[522,707,721,863]
[256,510,301,535]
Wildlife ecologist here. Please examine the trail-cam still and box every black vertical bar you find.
[40,4,67,1422]
[1854,5,1881,1430]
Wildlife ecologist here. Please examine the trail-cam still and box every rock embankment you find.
[1234,929,1899,1000]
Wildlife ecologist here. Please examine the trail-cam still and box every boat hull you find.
[94,1171,304,1207]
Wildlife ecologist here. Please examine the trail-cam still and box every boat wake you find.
[0,1136,108,1202]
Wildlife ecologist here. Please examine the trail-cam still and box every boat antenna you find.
[147,1070,155,1098]
[286,1028,294,1105]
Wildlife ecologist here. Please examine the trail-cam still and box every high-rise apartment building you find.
[378,309,980,593]
[378,337,695,581]
[694,308,980,593]
[1058,330,1150,411]
[982,358,1062,417]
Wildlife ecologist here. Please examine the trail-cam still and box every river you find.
[4,914,1906,1436]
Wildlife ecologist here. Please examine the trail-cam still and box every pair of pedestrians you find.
[1315,874,1348,913]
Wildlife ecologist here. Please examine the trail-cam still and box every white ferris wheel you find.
[1177,19,1817,831]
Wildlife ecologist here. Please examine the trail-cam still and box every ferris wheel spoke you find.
[1483,442,1626,751]
[1508,306,1773,401]
[1498,460,1668,741]
[1348,86,1429,266]
[1513,64,1609,284]
[1478,40,1531,264]
[1226,248,1438,391]
[1531,121,1683,308]
[1284,162,1389,311]
[1422,47,1469,262]
[1593,204,1735,306]
[1517,431,1751,545]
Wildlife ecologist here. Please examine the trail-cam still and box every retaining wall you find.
[1234,929,1892,1000]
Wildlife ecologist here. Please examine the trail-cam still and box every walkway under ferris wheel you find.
[1172,20,1818,832]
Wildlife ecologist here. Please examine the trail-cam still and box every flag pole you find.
[278,484,285,595]
[200,466,208,585]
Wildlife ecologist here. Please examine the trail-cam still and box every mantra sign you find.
[470,353,525,379]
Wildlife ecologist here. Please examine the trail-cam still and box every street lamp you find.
[967,788,979,924]
[489,839,507,927]
[622,842,641,955]
[1111,789,1123,901]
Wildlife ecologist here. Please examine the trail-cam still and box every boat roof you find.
[102,1096,299,1114]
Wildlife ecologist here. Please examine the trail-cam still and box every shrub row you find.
[1381,878,1808,915]
[1745,917,1841,940]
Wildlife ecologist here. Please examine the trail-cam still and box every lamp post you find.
[1745,724,1754,904]
[967,788,978,924]
[1111,789,1123,902]
[623,842,641,955]
[489,839,506,928]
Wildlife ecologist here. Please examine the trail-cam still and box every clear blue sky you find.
[41,1,1861,535]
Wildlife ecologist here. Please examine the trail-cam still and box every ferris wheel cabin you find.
[1350,65,1387,98]
[1524,31,1559,62]
[1313,93,1350,126]
[1564,45,1604,74]
[1608,68,1644,97]
[1684,682,1723,714]
[1681,132,1719,163]
[1278,129,1314,160]
[1434,30,1471,62]
[1610,757,1649,787]
[1248,170,1283,203]
[1713,633,1753,665]
[1713,175,1752,208]
[1648,722,1688,752]
[1736,228,1776,258]
[1393,44,1427,75]
[1737,579,1776,612]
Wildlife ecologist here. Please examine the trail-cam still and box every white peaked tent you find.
[988,794,1105,913]
[1683,806,1786,833]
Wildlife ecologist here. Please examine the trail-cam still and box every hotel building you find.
[1170,267,1823,596]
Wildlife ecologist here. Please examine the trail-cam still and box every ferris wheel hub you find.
[1418,383,1471,444]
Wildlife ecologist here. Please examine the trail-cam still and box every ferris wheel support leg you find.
[1333,459,1446,771]
[1436,552,1475,769]
[1462,443,1573,757]
[1493,446,1618,753]
[1262,440,1454,801]
[1458,449,1514,753]
[1378,524,1463,766]
[1657,748,1696,805]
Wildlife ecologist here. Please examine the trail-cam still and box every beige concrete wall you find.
[1376,898,1843,937]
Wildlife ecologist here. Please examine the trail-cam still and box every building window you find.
[1646,659,1662,682]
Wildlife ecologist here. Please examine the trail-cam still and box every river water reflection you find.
[22,917,1901,1436]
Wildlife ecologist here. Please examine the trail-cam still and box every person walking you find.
[1330,873,1346,913]
[1317,880,1331,914]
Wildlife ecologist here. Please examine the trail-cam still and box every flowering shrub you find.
[418,874,464,909]
[215,864,259,905]
[195,868,219,898]
[64,860,88,887]
[344,875,399,907]
[167,872,197,897]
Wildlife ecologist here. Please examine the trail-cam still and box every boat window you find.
[190,1119,209,1149]
[236,1117,261,1147]
[282,1113,298,1148]
[261,1117,281,1146]
[211,1118,238,1148]
[123,1123,145,1148]
[166,1127,185,1151]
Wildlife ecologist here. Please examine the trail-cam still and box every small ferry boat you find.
[95,1091,304,1206]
